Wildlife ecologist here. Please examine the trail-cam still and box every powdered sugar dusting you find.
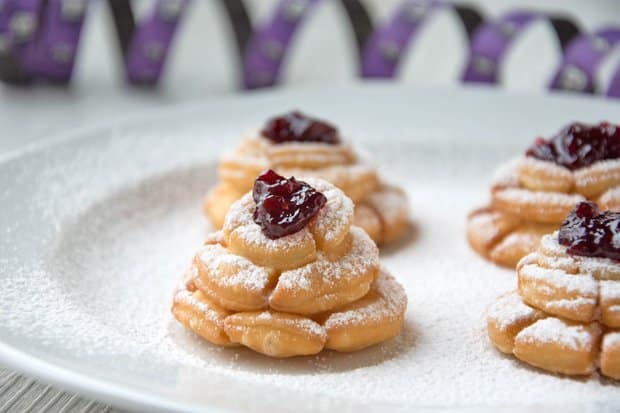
[276,227,378,292]
[540,232,567,256]
[324,271,406,329]
[494,188,585,207]
[253,311,326,339]
[539,232,620,280]
[174,289,225,325]
[491,158,520,188]
[487,292,541,331]
[364,186,408,220]
[602,331,620,349]
[574,158,620,187]
[302,178,354,243]
[601,280,620,301]
[198,244,272,292]
[516,318,596,350]
[545,297,597,311]
[224,193,315,250]
[598,186,620,207]
[467,210,503,245]
[519,264,598,295]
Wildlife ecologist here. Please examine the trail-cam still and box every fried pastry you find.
[487,291,620,379]
[171,267,237,347]
[173,171,407,357]
[487,202,620,379]
[468,122,620,267]
[517,203,620,327]
[203,111,410,245]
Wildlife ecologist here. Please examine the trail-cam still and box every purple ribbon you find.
[462,11,541,83]
[549,27,620,94]
[124,0,189,85]
[243,0,319,89]
[0,0,40,82]
[361,0,442,78]
[361,1,483,78]
[607,62,620,98]
[0,0,85,83]
[26,0,86,82]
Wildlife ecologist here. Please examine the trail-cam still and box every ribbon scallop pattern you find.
[462,10,580,84]
[0,0,618,100]
[361,0,483,78]
[549,27,620,94]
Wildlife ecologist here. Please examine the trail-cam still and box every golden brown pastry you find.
[487,202,620,379]
[516,203,620,327]
[204,111,410,245]
[174,171,407,357]
[488,291,619,379]
[468,122,620,267]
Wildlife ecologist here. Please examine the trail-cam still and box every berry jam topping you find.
[525,122,620,170]
[252,169,327,239]
[261,111,340,145]
[558,201,620,260]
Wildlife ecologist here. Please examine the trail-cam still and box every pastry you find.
[488,291,619,379]
[468,121,620,267]
[487,202,620,379]
[173,170,407,357]
[204,111,410,245]
[518,202,620,326]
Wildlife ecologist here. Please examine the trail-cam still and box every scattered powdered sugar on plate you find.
[0,127,619,412]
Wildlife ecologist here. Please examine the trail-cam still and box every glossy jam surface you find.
[261,111,340,144]
[252,169,327,239]
[558,201,620,260]
[525,122,620,170]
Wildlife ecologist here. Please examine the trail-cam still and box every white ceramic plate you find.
[1,85,619,413]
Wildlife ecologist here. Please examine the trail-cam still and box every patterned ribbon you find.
[607,62,620,98]
[362,0,483,78]
[549,27,620,94]
[0,0,618,100]
[462,10,580,84]
[0,0,87,83]
[107,0,189,85]
[242,0,319,89]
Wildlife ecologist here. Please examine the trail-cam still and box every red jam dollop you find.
[525,122,620,170]
[252,169,327,239]
[558,201,620,260]
[261,111,340,144]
